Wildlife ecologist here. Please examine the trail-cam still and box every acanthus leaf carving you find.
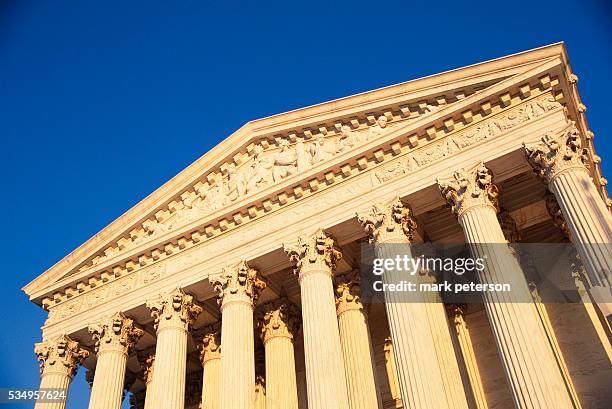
[88,311,143,354]
[210,260,266,306]
[198,324,221,364]
[145,287,202,332]
[283,228,342,277]
[524,122,590,184]
[34,334,88,378]
[357,197,417,244]
[256,297,302,343]
[438,161,499,217]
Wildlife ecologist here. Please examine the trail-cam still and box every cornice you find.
[24,43,578,301]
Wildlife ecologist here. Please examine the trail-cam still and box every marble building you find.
[24,43,612,409]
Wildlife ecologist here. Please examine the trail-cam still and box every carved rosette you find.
[334,270,363,316]
[524,123,590,184]
[256,297,302,344]
[146,288,203,332]
[89,312,143,355]
[198,325,222,364]
[136,348,155,385]
[357,197,418,244]
[438,162,500,218]
[211,260,266,308]
[34,334,88,378]
[283,228,342,278]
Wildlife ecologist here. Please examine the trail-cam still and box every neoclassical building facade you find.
[24,43,612,409]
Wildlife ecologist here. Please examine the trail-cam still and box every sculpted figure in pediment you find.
[198,182,227,212]
[246,145,274,193]
[309,135,334,164]
[367,115,388,141]
[272,138,299,182]
[336,125,360,153]
[225,164,247,201]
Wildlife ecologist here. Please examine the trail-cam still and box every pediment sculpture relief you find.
[86,95,546,271]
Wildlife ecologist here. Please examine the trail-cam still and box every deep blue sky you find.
[1,1,610,407]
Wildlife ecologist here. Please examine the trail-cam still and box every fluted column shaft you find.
[212,260,266,409]
[202,358,221,409]
[439,162,574,409]
[374,240,449,409]
[550,170,612,286]
[146,288,202,409]
[461,205,574,409]
[34,335,88,409]
[335,272,382,409]
[358,199,467,409]
[257,298,301,409]
[525,126,611,306]
[449,305,489,409]
[199,326,221,409]
[88,312,142,409]
[383,337,402,408]
[284,229,349,409]
[221,297,255,409]
[89,351,127,409]
[264,337,297,408]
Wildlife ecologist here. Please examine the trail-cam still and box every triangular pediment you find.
[25,43,585,304]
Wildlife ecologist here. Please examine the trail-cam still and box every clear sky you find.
[1,1,610,407]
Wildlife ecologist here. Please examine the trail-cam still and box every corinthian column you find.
[146,288,202,409]
[358,199,467,409]
[283,229,349,409]
[34,334,88,409]
[438,162,574,409]
[257,297,301,409]
[525,124,612,305]
[447,305,488,409]
[199,325,221,409]
[334,271,382,409]
[88,312,143,409]
[211,260,266,409]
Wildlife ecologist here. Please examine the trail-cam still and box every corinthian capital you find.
[283,228,342,276]
[334,270,363,315]
[545,193,571,239]
[34,334,88,378]
[524,124,590,184]
[357,197,417,244]
[438,162,499,217]
[256,297,301,343]
[211,260,266,307]
[146,288,202,332]
[88,312,143,354]
[136,348,155,385]
[198,324,221,364]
